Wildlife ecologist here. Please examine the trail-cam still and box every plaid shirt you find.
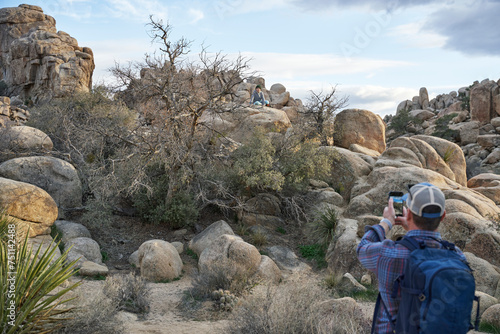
[356,225,465,334]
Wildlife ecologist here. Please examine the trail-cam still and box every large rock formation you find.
[0,156,83,210]
[0,177,58,237]
[333,109,386,154]
[0,4,94,101]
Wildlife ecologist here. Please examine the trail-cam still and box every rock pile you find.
[392,78,500,177]
[0,96,29,126]
[0,4,94,101]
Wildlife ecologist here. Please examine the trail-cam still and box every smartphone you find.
[388,191,404,217]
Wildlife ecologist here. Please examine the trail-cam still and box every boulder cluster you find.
[0,4,94,102]
[392,78,500,176]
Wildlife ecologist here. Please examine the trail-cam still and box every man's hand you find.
[395,207,409,231]
[383,197,397,226]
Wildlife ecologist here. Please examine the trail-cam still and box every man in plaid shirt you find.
[356,183,465,334]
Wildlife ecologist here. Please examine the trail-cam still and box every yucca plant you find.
[0,214,81,333]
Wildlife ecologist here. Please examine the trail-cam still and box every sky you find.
[3,0,500,117]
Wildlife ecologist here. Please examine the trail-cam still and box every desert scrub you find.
[228,277,369,334]
[103,273,150,314]
[191,263,257,299]
[54,289,124,334]
[133,164,199,228]
[231,127,335,195]
[250,231,268,247]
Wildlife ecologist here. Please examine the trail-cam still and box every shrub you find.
[103,273,150,314]
[458,87,471,112]
[299,244,327,269]
[0,215,80,333]
[228,278,369,334]
[133,168,199,228]
[231,127,336,195]
[232,128,285,192]
[53,290,124,334]
[306,207,338,249]
[432,113,459,141]
[388,107,422,137]
[191,263,256,299]
[250,231,268,247]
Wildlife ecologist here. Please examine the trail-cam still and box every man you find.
[356,183,466,334]
[250,85,270,106]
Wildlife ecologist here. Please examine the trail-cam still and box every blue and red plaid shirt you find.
[356,224,465,334]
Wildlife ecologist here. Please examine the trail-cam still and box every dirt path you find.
[120,277,230,334]
[74,273,230,334]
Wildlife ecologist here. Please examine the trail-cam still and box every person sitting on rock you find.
[250,85,270,106]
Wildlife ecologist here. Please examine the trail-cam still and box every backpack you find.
[372,236,480,334]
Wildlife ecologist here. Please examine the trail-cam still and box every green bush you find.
[458,87,471,112]
[299,244,327,269]
[231,128,335,194]
[232,128,285,192]
[432,113,459,141]
[133,165,198,228]
[388,107,422,137]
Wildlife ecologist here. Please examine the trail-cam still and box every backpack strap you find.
[371,293,396,334]
[396,235,424,251]
[473,295,481,331]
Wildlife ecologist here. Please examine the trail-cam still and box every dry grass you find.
[103,273,150,314]
[250,231,268,247]
[228,277,370,334]
[191,263,257,298]
[54,289,124,334]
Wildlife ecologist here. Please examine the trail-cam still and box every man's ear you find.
[440,211,446,222]
[405,208,412,220]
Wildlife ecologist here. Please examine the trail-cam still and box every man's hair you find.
[255,85,261,89]
[412,205,442,231]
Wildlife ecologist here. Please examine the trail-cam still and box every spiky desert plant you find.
[0,214,80,333]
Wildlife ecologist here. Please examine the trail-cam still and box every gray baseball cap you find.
[402,183,445,218]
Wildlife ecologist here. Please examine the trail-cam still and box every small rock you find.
[171,241,184,254]
[309,179,329,189]
[188,220,235,256]
[340,273,367,293]
[361,273,372,285]
[129,250,140,268]
[79,261,109,276]
[173,229,188,238]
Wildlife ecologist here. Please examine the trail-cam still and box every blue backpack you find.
[372,236,480,334]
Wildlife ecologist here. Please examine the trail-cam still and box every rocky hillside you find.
[388,78,500,178]
[0,4,94,102]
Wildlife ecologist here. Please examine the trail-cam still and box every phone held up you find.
[388,191,404,217]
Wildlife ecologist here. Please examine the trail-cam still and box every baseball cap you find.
[402,182,445,218]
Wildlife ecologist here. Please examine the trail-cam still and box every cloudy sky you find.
[3,0,500,116]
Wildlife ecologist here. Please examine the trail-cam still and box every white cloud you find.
[212,0,288,18]
[238,52,413,79]
[389,22,447,49]
[104,0,169,21]
[342,85,417,117]
[188,8,204,24]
